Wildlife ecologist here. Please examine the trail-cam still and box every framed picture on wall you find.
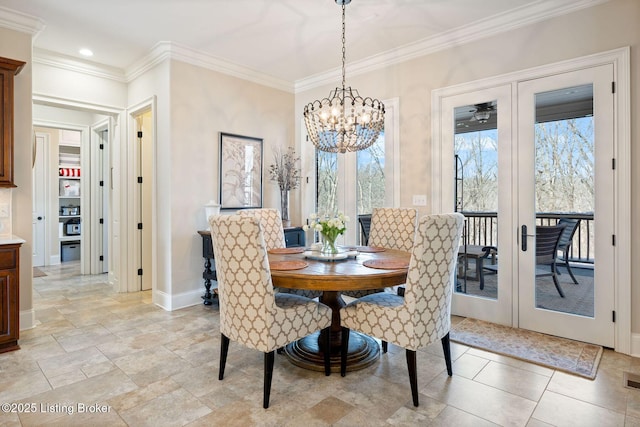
[219,132,263,210]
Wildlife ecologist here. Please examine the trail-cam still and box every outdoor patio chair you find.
[357,214,371,246]
[483,224,567,297]
[554,218,581,285]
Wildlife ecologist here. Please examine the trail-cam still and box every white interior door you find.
[90,120,111,274]
[32,133,48,267]
[517,64,615,347]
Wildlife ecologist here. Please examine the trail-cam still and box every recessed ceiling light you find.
[79,48,93,57]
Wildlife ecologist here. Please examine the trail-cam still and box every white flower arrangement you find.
[303,211,350,242]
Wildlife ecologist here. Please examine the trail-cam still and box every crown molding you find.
[33,93,124,115]
[0,5,44,36]
[294,0,611,93]
[126,41,294,92]
[33,48,127,82]
[15,0,609,94]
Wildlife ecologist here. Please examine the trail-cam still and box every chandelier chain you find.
[302,0,385,153]
[341,3,346,90]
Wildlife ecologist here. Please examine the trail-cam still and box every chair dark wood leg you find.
[323,327,331,376]
[276,347,284,354]
[219,334,230,380]
[264,351,275,409]
[441,332,453,376]
[382,341,388,353]
[341,327,350,377]
[397,286,405,297]
[406,349,419,407]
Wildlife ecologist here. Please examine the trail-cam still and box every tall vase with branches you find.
[269,146,301,227]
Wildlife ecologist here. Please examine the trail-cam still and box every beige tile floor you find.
[1,261,640,426]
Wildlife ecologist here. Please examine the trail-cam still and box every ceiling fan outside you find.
[469,102,496,123]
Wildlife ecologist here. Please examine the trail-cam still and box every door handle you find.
[37,216,43,220]
[521,225,535,251]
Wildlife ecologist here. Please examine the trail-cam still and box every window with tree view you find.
[316,133,386,245]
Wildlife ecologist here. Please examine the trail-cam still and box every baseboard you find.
[630,332,640,357]
[153,288,203,311]
[19,308,36,331]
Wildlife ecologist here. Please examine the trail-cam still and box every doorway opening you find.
[32,103,113,278]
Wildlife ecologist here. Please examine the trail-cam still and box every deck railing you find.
[357,211,594,264]
[460,211,594,264]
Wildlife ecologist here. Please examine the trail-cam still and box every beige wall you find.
[168,60,294,301]
[126,59,294,306]
[0,27,33,323]
[295,0,640,330]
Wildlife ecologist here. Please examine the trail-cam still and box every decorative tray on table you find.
[303,247,359,262]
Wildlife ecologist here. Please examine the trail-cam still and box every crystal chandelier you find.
[303,0,385,153]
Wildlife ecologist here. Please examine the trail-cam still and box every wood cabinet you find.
[0,56,26,188]
[0,243,21,353]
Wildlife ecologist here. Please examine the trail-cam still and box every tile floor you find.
[1,261,640,426]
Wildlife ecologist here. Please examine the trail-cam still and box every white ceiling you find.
[0,0,605,85]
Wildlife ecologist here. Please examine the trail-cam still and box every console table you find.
[197,226,305,305]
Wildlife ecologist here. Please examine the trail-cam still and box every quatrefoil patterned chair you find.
[340,213,465,407]
[238,208,321,299]
[342,207,417,300]
[209,214,332,409]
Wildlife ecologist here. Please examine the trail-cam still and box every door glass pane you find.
[453,101,499,299]
[355,133,385,245]
[316,151,338,214]
[534,84,594,317]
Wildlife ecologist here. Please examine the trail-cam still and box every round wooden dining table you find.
[268,246,411,373]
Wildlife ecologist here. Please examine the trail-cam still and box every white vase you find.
[204,201,220,224]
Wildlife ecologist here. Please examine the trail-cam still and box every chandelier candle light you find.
[269,147,302,227]
[303,0,385,153]
[303,212,349,255]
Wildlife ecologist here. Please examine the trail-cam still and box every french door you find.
[517,65,614,347]
[438,64,616,347]
[441,85,513,326]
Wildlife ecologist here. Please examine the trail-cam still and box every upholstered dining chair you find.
[368,207,417,252]
[238,208,321,299]
[340,213,465,407]
[343,207,417,300]
[209,214,332,409]
[237,208,286,249]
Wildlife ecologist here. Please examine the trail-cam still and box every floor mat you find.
[451,317,602,379]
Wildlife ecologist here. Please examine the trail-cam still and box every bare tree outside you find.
[535,118,594,213]
[356,133,385,215]
[316,133,386,216]
[455,130,498,212]
[455,117,593,215]
[316,151,338,214]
